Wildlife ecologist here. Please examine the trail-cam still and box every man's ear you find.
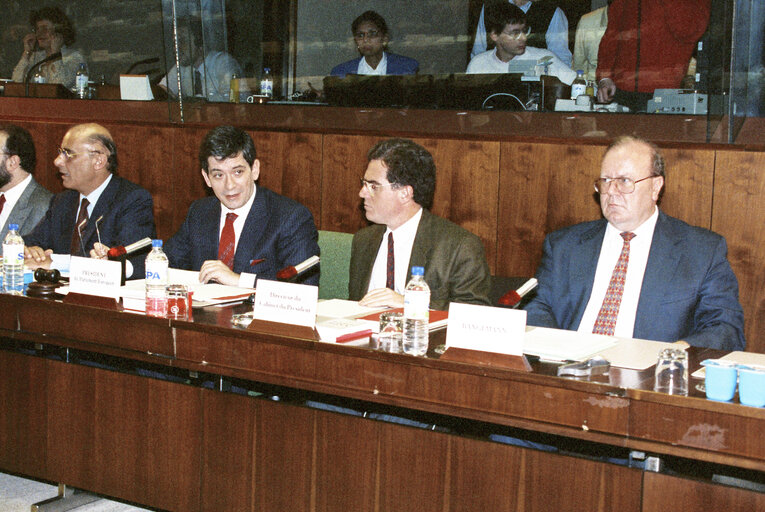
[201,169,212,188]
[4,154,21,172]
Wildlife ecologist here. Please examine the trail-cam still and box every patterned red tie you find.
[592,232,636,336]
[0,194,5,216]
[218,212,238,269]
[386,232,395,290]
[69,198,89,256]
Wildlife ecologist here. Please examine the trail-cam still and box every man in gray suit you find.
[349,138,491,310]
[0,124,52,240]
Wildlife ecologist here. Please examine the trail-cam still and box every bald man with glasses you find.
[524,136,745,350]
[24,123,155,278]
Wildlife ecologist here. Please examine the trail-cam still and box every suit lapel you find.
[357,225,386,295]
[233,188,269,270]
[200,199,222,262]
[81,176,120,248]
[408,209,432,284]
[569,220,607,328]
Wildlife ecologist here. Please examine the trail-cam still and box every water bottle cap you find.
[152,239,163,248]
[8,223,19,231]
[411,266,424,276]
[264,67,271,73]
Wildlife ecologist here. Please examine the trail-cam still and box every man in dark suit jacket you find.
[349,138,491,310]
[524,136,745,350]
[24,123,156,278]
[164,126,319,287]
[0,124,52,240]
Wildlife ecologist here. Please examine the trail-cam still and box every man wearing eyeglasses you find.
[524,136,745,350]
[23,123,156,278]
[349,138,491,310]
[467,3,576,86]
[0,124,52,241]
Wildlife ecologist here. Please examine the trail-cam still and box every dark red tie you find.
[218,212,238,269]
[592,232,636,336]
[386,232,395,290]
[69,198,89,256]
[0,194,5,216]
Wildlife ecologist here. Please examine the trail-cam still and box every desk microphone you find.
[107,237,153,259]
[24,51,62,96]
[498,277,538,308]
[276,255,320,281]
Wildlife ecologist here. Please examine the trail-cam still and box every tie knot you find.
[225,212,238,223]
[621,232,635,242]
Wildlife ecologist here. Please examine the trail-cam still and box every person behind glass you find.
[471,0,572,67]
[158,18,246,102]
[0,124,53,241]
[330,11,419,77]
[24,123,156,278]
[157,126,319,287]
[11,7,87,90]
[467,2,576,86]
[349,138,491,310]
[523,136,745,350]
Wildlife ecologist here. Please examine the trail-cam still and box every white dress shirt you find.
[367,208,423,295]
[578,207,659,338]
[356,52,388,75]
[0,174,32,232]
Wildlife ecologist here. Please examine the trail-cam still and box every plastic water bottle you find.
[75,63,89,99]
[571,70,587,100]
[3,224,25,295]
[260,67,273,98]
[145,239,168,317]
[403,266,430,356]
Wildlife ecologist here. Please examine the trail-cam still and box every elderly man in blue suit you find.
[24,123,156,278]
[524,136,745,350]
[163,125,319,287]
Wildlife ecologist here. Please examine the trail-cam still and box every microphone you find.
[24,51,62,96]
[276,255,320,281]
[107,237,153,259]
[76,218,88,257]
[498,277,538,308]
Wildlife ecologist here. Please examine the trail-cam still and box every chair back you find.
[317,230,354,300]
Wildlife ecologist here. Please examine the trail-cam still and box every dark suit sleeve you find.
[116,188,156,278]
[22,196,60,249]
[684,237,746,350]
[440,233,492,309]
[523,234,561,328]
[276,204,320,286]
[164,207,195,271]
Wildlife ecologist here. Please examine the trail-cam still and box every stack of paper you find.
[523,326,618,361]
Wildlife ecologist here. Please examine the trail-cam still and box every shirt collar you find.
[606,206,659,239]
[81,173,113,212]
[1,174,32,204]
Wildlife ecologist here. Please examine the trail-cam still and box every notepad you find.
[523,326,618,361]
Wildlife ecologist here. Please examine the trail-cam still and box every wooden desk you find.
[0,294,763,511]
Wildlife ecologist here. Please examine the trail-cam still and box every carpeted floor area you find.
[0,472,151,511]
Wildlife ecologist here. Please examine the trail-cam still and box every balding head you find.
[55,123,118,195]
[65,123,118,173]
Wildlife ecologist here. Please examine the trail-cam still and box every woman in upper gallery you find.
[11,6,87,90]
[330,10,419,77]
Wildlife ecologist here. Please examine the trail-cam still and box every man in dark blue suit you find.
[24,123,155,278]
[524,136,745,350]
[164,126,319,287]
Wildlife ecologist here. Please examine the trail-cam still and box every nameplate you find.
[68,256,122,299]
[253,279,318,327]
[446,303,525,355]
[120,74,153,101]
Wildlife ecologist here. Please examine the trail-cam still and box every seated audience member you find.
[24,123,156,278]
[467,3,576,85]
[0,124,53,240]
[159,19,246,102]
[330,11,419,77]
[524,136,745,350]
[472,0,572,67]
[161,126,319,287]
[12,7,87,90]
[572,4,608,83]
[349,138,491,310]
[596,0,710,110]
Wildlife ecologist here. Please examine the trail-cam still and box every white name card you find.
[120,74,153,101]
[68,256,122,299]
[446,303,526,355]
[253,279,318,327]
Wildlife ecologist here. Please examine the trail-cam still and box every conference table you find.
[0,293,763,511]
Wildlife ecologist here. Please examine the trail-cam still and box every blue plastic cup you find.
[738,365,765,407]
[701,360,737,401]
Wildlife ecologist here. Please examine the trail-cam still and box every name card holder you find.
[63,292,123,311]
[439,346,531,372]
[247,318,318,340]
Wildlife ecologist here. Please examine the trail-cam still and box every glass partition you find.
[0,1,761,143]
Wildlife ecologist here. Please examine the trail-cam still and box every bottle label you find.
[404,290,430,321]
[571,84,587,99]
[76,74,88,90]
[3,243,24,265]
[145,263,168,284]
[260,79,273,97]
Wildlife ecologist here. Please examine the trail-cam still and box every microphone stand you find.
[24,51,62,97]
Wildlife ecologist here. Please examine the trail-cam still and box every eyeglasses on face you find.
[594,176,655,194]
[354,30,382,41]
[57,147,103,161]
[500,26,531,40]
[360,178,397,194]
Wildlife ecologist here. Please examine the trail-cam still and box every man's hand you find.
[22,33,36,54]
[90,242,109,260]
[359,287,404,308]
[199,260,239,286]
[597,78,616,103]
[24,246,53,269]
